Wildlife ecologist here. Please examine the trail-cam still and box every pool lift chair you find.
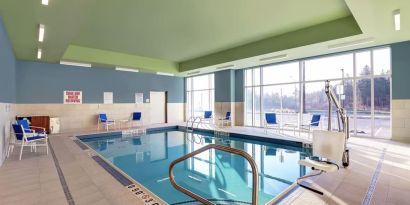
[297,80,350,195]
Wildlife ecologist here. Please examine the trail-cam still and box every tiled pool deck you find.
[1,124,409,205]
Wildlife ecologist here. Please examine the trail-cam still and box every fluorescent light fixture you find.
[37,48,42,59]
[394,9,401,31]
[156,72,174,76]
[328,38,375,50]
[60,61,92,67]
[41,0,49,5]
[216,64,235,70]
[38,24,45,42]
[115,67,139,72]
[260,54,287,62]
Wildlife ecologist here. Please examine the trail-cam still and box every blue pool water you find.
[80,129,311,204]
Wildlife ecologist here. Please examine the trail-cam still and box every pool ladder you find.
[186,116,202,132]
[169,144,259,205]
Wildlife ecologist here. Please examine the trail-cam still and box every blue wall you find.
[214,69,235,102]
[235,69,244,102]
[392,41,410,99]
[0,17,16,103]
[16,61,184,103]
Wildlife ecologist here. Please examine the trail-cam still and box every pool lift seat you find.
[297,80,350,195]
[297,130,345,195]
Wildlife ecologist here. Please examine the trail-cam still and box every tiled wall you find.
[0,103,15,165]
[234,102,244,126]
[17,103,184,133]
[214,102,235,125]
[392,100,410,142]
[213,102,244,126]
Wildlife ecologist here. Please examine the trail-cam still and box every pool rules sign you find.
[64,91,82,104]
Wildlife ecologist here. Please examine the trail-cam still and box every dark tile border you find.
[362,148,386,205]
[267,184,300,205]
[91,155,133,186]
[48,141,75,205]
[146,125,178,133]
[76,125,305,149]
[182,126,304,147]
[73,140,89,150]
[171,199,252,205]
[77,131,122,140]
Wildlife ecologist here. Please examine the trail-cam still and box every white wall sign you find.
[135,93,143,104]
[64,91,82,104]
[104,92,113,104]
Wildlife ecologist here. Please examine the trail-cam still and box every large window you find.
[186,74,214,119]
[245,62,300,128]
[244,47,391,139]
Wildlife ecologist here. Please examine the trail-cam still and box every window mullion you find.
[260,67,263,128]
[299,61,304,129]
[370,50,375,138]
[353,53,357,137]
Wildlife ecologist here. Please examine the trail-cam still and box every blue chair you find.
[201,111,213,124]
[204,111,213,119]
[11,124,48,160]
[264,113,280,133]
[218,111,231,127]
[301,114,321,132]
[131,112,143,127]
[98,113,116,131]
[17,119,46,134]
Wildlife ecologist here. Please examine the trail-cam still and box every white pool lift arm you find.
[296,81,351,195]
[324,80,350,167]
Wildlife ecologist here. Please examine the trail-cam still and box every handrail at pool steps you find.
[186,116,202,132]
[168,144,259,205]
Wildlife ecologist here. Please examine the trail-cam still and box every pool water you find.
[81,129,311,204]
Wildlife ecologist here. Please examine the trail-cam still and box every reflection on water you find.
[82,130,311,204]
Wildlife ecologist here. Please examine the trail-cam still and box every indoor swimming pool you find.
[80,128,311,205]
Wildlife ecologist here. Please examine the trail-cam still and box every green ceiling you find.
[0,0,363,73]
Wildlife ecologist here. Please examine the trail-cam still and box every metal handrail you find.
[168,144,259,205]
[186,116,202,132]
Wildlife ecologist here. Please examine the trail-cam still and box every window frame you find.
[243,46,392,139]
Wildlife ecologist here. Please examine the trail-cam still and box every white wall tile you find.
[0,103,15,166]
[392,99,410,143]
[16,103,184,133]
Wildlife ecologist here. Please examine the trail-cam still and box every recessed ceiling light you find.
[115,67,139,72]
[38,24,45,42]
[37,48,42,59]
[41,0,49,5]
[259,54,287,62]
[216,64,235,70]
[394,9,401,31]
[156,72,174,76]
[328,38,375,50]
[60,61,92,67]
